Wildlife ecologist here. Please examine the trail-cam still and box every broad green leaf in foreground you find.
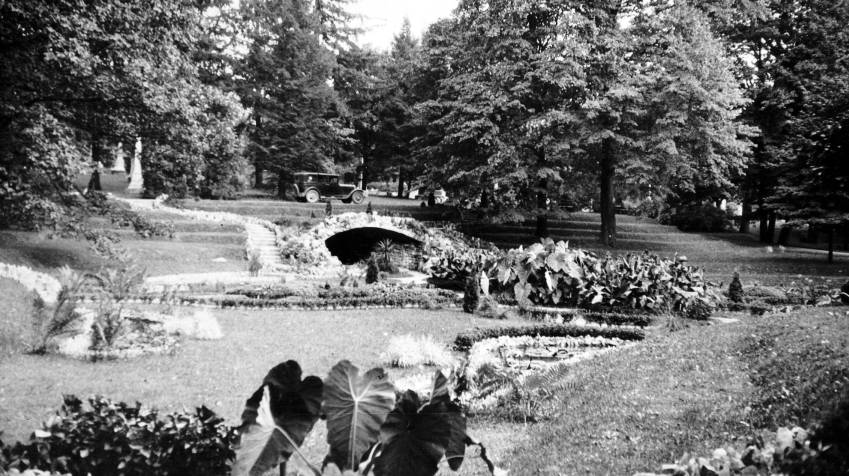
[374,390,457,476]
[232,386,287,476]
[427,371,468,471]
[324,360,396,470]
[233,361,323,476]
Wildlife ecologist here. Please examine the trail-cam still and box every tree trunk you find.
[766,213,776,244]
[739,198,751,233]
[254,164,263,188]
[536,178,548,238]
[758,203,769,242]
[481,188,490,208]
[807,224,818,243]
[277,171,287,199]
[843,223,849,251]
[599,145,616,247]
[828,225,835,263]
[397,168,404,198]
[253,109,264,188]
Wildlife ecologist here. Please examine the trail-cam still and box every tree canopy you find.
[2,0,847,256]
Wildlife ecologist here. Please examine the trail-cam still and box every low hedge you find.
[454,324,645,351]
[519,306,652,327]
[73,292,460,311]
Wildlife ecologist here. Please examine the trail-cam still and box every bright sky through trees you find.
[351,0,457,50]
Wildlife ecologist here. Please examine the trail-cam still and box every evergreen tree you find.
[237,0,347,198]
[767,0,849,261]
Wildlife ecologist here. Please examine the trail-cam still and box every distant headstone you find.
[110,142,126,173]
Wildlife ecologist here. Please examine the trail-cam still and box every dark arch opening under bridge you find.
[324,227,423,265]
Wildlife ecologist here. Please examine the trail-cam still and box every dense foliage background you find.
[2,0,847,250]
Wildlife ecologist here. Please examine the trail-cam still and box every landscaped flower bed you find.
[457,328,640,422]
[48,308,180,361]
[164,294,458,310]
[454,323,645,351]
[75,280,462,311]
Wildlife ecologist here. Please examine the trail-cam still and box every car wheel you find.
[350,190,365,204]
[305,189,320,203]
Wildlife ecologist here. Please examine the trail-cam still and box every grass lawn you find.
[0,231,246,276]
[0,306,521,473]
[496,309,849,475]
[123,240,246,275]
[4,202,849,474]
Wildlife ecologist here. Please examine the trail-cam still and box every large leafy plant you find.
[233,360,496,476]
[492,239,715,314]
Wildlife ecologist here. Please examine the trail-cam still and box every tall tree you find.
[0,0,244,225]
[767,0,849,261]
[333,45,389,187]
[417,0,588,235]
[385,19,423,197]
[237,0,346,197]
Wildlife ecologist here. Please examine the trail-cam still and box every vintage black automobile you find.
[291,172,365,203]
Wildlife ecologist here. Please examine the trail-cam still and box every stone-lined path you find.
[243,222,283,270]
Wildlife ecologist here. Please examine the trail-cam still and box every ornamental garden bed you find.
[454,323,645,351]
[455,323,644,422]
[75,282,463,311]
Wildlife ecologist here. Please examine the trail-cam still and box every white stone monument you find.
[111,141,126,173]
[127,138,144,192]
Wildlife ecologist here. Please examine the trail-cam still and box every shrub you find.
[430,248,498,285]
[728,272,744,303]
[0,396,235,475]
[32,267,86,352]
[684,298,714,320]
[663,204,731,232]
[491,239,715,315]
[463,274,480,313]
[247,251,262,277]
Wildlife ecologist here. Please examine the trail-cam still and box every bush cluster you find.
[0,396,235,476]
[429,248,498,285]
[490,239,716,316]
[662,204,732,232]
[453,323,645,351]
